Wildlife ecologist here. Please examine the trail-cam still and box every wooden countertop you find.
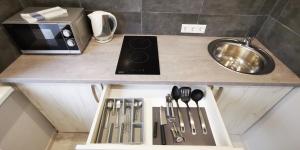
[0,35,299,86]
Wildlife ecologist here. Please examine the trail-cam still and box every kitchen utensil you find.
[125,102,132,143]
[112,99,116,115]
[166,94,175,118]
[118,100,125,143]
[170,122,184,143]
[119,123,124,143]
[160,106,167,145]
[88,11,117,43]
[180,87,197,135]
[104,100,113,128]
[107,123,114,143]
[153,122,158,138]
[115,100,121,128]
[165,94,185,143]
[171,86,185,133]
[134,100,143,122]
[191,89,208,135]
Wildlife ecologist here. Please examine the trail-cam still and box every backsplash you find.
[0,0,21,72]
[19,0,277,36]
[257,0,300,76]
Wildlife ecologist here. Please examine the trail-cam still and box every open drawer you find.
[76,84,242,150]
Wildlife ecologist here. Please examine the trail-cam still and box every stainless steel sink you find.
[208,38,275,75]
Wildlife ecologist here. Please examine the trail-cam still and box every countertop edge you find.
[0,78,299,87]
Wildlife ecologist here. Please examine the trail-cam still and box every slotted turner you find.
[180,87,197,135]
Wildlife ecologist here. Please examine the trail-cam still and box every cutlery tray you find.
[96,98,144,144]
[152,107,216,145]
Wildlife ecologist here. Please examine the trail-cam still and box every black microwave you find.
[3,7,91,54]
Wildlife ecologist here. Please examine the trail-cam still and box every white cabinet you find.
[215,86,292,134]
[76,84,242,150]
[242,87,300,150]
[0,86,55,150]
[18,83,102,132]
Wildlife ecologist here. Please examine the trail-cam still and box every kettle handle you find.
[104,12,117,34]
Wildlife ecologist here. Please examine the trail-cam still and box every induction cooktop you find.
[115,36,160,75]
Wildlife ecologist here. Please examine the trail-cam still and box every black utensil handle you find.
[153,122,158,138]
[160,125,167,145]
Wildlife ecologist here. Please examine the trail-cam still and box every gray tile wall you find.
[0,0,22,72]
[257,0,300,76]
[21,0,277,36]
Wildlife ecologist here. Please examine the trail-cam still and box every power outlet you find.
[181,24,207,33]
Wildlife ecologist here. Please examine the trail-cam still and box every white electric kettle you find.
[88,11,117,43]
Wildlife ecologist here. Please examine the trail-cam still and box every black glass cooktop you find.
[115,36,160,75]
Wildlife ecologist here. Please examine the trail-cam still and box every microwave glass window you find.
[4,24,69,50]
[33,28,55,39]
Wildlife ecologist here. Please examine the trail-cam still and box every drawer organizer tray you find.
[95,98,144,144]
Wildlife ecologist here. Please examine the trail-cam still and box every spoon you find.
[134,100,143,122]
[171,86,185,133]
[191,89,207,135]
[180,87,196,135]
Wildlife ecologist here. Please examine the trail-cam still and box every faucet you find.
[242,37,253,47]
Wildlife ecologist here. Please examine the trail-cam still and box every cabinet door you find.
[18,83,102,132]
[215,86,292,134]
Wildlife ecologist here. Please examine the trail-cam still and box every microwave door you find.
[4,24,69,51]
[31,24,68,50]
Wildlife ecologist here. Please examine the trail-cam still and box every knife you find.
[160,106,167,145]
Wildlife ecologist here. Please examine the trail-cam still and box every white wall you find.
[0,89,56,150]
[242,87,300,150]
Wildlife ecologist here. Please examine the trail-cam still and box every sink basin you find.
[208,38,275,75]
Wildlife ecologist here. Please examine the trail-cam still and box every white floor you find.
[48,133,88,150]
[229,134,245,149]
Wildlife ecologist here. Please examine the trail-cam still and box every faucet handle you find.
[242,37,252,46]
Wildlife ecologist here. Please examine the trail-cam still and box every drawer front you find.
[76,84,241,150]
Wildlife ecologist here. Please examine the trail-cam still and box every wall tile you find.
[140,13,266,36]
[275,0,300,34]
[20,0,81,7]
[18,0,276,37]
[0,0,22,72]
[0,0,22,22]
[257,18,300,76]
[80,0,141,12]
[0,26,20,72]
[114,12,141,34]
[197,15,267,36]
[59,0,81,7]
[202,0,277,15]
[270,0,288,18]
[142,0,204,14]
[142,13,198,34]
